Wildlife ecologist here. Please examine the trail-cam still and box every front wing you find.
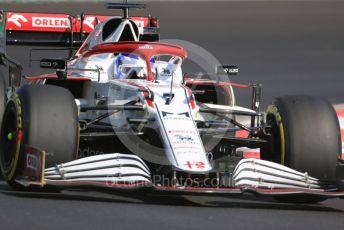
[15,146,344,200]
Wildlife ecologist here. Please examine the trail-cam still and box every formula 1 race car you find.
[0,3,343,203]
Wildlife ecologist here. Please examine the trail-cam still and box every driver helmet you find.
[114,53,147,79]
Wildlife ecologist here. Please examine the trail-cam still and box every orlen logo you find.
[7,14,28,27]
[26,153,40,171]
[83,17,96,29]
[132,20,144,28]
[32,17,70,28]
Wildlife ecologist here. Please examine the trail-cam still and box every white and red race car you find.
[0,3,343,203]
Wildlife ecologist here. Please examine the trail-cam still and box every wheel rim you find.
[265,115,283,164]
[0,102,19,174]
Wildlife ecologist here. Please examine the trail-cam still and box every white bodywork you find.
[44,18,248,174]
[44,155,322,190]
[63,40,258,174]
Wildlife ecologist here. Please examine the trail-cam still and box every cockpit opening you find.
[119,23,138,41]
[102,18,122,41]
[113,53,183,82]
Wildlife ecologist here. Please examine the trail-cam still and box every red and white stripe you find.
[337,109,344,160]
[237,109,344,160]
[236,130,260,159]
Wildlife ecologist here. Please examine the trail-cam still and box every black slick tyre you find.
[0,85,78,190]
[0,72,6,129]
[262,95,341,203]
[0,72,5,179]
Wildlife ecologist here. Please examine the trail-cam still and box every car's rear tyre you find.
[0,72,6,129]
[0,73,6,179]
[0,85,79,190]
[262,95,341,203]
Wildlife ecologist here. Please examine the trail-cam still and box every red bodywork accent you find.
[235,130,249,138]
[150,18,159,27]
[17,130,23,141]
[23,146,44,183]
[6,12,151,33]
[83,42,187,81]
[185,80,250,88]
[46,180,151,189]
[338,109,344,160]
[336,109,344,117]
[185,80,234,107]
[24,74,91,82]
[183,161,205,169]
[25,42,186,83]
[143,91,155,108]
[242,151,260,159]
[185,87,196,110]
[154,185,344,197]
[43,181,344,197]
[83,42,187,59]
[235,131,260,159]
[120,80,155,108]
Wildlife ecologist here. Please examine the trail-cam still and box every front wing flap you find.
[15,146,344,199]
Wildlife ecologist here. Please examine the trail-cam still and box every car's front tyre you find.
[262,95,341,203]
[0,85,79,190]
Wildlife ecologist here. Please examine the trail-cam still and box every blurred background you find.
[1,2,344,229]
[1,0,343,108]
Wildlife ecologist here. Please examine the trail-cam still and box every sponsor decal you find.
[7,14,28,27]
[23,146,44,182]
[216,64,239,75]
[139,44,153,50]
[172,145,203,151]
[133,20,145,34]
[160,109,211,171]
[174,134,195,142]
[184,161,206,169]
[162,68,171,75]
[83,16,96,30]
[26,153,40,171]
[40,59,66,69]
[162,111,190,120]
[32,17,69,28]
[132,20,144,28]
[168,130,196,135]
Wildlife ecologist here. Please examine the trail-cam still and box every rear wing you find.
[1,10,22,88]
[5,12,159,46]
[0,10,6,54]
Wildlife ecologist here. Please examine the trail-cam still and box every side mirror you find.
[40,59,66,70]
[216,64,239,75]
[9,65,21,87]
[40,59,67,79]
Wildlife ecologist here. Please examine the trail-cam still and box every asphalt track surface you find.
[1,1,344,229]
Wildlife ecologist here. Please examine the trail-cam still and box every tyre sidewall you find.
[0,94,24,182]
[266,95,340,182]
